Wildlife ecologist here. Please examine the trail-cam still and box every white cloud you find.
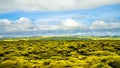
[0,17,33,32]
[109,23,120,29]
[61,19,79,28]
[0,19,11,25]
[0,0,120,13]
[90,21,109,29]
[90,20,120,29]
[60,18,86,29]
[34,19,60,30]
[35,25,60,30]
[15,17,32,29]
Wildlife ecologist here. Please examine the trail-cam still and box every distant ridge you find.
[0,36,120,41]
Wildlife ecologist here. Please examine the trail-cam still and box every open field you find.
[0,40,120,68]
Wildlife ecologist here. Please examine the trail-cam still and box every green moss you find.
[0,40,120,68]
[108,59,120,68]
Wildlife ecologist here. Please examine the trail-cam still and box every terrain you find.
[0,40,120,68]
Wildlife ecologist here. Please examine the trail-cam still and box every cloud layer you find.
[0,17,33,32]
[0,17,120,32]
[0,0,120,13]
[0,17,120,37]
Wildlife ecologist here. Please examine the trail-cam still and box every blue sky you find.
[0,0,120,37]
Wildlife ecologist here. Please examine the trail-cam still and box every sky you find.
[0,0,120,37]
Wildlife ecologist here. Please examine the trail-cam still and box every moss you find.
[92,63,112,68]
[0,60,18,68]
[108,60,120,68]
[0,40,120,68]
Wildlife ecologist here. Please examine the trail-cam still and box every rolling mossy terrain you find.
[0,40,120,68]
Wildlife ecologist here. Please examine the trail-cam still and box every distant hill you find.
[0,36,120,41]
